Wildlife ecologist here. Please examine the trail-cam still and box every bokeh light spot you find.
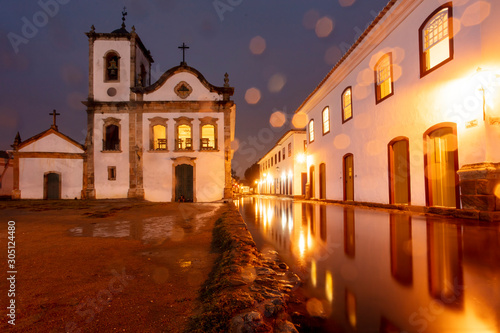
[303,9,320,30]
[306,298,326,317]
[353,112,371,129]
[270,111,286,128]
[231,139,240,152]
[461,1,490,26]
[339,0,356,7]
[365,140,384,156]
[324,45,342,65]
[315,17,334,38]
[292,112,308,128]
[249,36,266,55]
[333,134,351,149]
[268,73,287,93]
[356,68,373,87]
[245,87,261,104]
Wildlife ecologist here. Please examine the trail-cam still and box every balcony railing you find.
[102,139,120,151]
[175,138,193,151]
[200,138,217,151]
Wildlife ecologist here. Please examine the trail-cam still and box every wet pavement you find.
[236,195,500,333]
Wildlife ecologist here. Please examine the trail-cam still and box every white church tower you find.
[83,12,235,202]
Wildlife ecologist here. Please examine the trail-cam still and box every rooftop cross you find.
[121,6,127,28]
[49,109,60,130]
[178,42,189,66]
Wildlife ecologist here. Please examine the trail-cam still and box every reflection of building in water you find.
[289,0,500,221]
[237,197,500,332]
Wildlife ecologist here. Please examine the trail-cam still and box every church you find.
[11,18,236,202]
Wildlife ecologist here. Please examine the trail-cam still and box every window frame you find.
[103,50,120,82]
[374,53,394,104]
[108,166,117,181]
[342,87,353,123]
[102,117,121,152]
[322,106,330,135]
[419,3,454,78]
[148,117,168,151]
[174,116,194,151]
[309,119,315,143]
[199,117,219,151]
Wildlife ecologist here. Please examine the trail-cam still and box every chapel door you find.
[45,173,60,199]
[426,127,458,208]
[344,154,354,201]
[175,164,193,202]
[389,139,410,204]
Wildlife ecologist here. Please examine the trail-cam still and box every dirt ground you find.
[0,200,228,332]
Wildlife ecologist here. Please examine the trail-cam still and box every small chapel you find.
[11,16,236,202]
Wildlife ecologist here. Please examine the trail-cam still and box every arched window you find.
[322,107,330,135]
[104,51,120,82]
[375,53,394,103]
[419,4,453,77]
[308,119,315,143]
[342,87,352,123]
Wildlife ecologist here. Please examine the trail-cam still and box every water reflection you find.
[237,196,500,333]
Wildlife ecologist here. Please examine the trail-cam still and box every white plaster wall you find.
[135,45,151,85]
[93,39,131,102]
[19,134,83,153]
[93,113,130,199]
[142,112,226,202]
[302,0,494,206]
[144,72,222,102]
[19,158,83,199]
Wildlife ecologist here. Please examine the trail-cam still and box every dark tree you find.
[244,163,260,185]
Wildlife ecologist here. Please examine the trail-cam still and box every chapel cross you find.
[121,7,127,28]
[49,109,60,130]
[178,42,189,65]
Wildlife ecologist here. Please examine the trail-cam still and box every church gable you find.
[137,65,231,102]
[18,130,84,154]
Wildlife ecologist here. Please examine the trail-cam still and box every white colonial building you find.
[295,0,500,220]
[12,21,235,202]
[257,130,307,196]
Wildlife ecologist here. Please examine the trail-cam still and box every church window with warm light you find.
[322,107,330,135]
[420,5,453,77]
[174,117,193,151]
[309,119,315,143]
[342,87,352,123]
[375,53,394,103]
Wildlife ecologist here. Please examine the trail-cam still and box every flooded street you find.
[236,196,500,333]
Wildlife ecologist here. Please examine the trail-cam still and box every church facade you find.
[12,22,235,202]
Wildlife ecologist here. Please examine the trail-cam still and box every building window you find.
[148,117,168,151]
[322,107,330,135]
[108,166,116,181]
[375,53,394,103]
[174,117,194,151]
[419,5,453,77]
[309,119,315,143]
[104,51,120,82]
[282,148,285,160]
[342,87,352,123]
[102,117,121,151]
[288,143,292,157]
[271,158,273,167]
[199,117,218,151]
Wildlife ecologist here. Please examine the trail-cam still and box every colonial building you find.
[295,0,500,220]
[257,130,307,196]
[11,20,235,202]
[0,150,14,198]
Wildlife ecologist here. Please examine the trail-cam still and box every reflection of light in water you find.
[282,211,287,231]
[346,290,357,328]
[249,36,266,55]
[288,215,293,233]
[267,205,273,225]
[307,229,314,249]
[325,271,333,302]
[299,232,306,257]
[245,87,261,104]
[315,17,334,38]
[311,260,317,287]
[306,298,325,317]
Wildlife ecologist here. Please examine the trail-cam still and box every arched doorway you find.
[44,172,61,199]
[319,163,326,199]
[175,164,193,202]
[424,123,459,208]
[343,154,354,201]
[309,166,315,199]
[388,138,411,204]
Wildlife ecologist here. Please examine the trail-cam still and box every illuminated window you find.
[322,107,330,134]
[149,117,168,151]
[309,120,315,143]
[104,51,120,82]
[420,6,453,77]
[288,143,291,157]
[342,87,352,123]
[200,117,218,151]
[174,117,193,151]
[375,53,394,103]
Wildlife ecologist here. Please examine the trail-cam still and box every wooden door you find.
[309,166,315,198]
[344,154,354,201]
[175,164,193,202]
[45,172,60,199]
[389,139,410,204]
[319,163,326,199]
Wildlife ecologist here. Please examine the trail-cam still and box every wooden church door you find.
[45,172,60,199]
[175,164,193,202]
[389,139,410,205]
[344,154,354,201]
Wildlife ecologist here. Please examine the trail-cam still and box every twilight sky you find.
[0,0,390,177]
